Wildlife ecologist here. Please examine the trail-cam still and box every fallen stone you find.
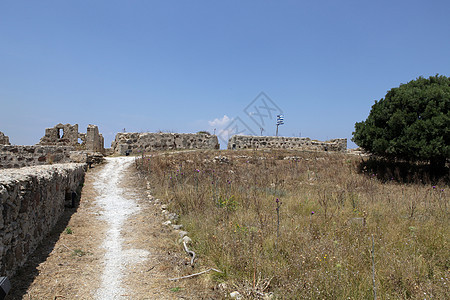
[214,155,230,164]
[182,236,192,244]
[178,231,188,238]
[167,213,179,221]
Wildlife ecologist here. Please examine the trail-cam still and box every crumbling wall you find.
[0,132,10,145]
[0,145,75,169]
[111,132,220,155]
[86,125,104,153]
[78,133,86,147]
[0,163,86,277]
[38,123,79,146]
[0,145,106,169]
[227,135,347,152]
[37,123,104,154]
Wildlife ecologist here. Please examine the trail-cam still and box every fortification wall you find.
[0,145,76,169]
[111,132,220,155]
[0,145,105,169]
[227,135,347,152]
[0,163,86,277]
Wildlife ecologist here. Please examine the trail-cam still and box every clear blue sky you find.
[1,0,449,148]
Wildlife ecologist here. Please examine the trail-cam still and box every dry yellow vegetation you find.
[137,149,449,299]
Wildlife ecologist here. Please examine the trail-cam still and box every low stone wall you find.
[111,132,220,155]
[227,135,347,152]
[0,145,75,169]
[0,163,86,277]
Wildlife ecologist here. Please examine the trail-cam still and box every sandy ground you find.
[9,157,217,299]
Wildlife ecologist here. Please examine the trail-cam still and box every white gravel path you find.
[94,157,149,299]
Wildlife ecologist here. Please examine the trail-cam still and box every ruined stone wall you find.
[0,132,10,145]
[111,132,220,155]
[37,123,105,154]
[86,125,104,153]
[0,163,86,277]
[227,135,347,152]
[38,124,79,146]
[0,145,75,169]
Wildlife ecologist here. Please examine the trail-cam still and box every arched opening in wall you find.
[78,138,83,144]
[58,128,64,139]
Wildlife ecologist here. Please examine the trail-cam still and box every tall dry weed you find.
[136,150,449,299]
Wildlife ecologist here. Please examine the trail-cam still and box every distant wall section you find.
[111,132,220,155]
[0,146,104,169]
[0,145,75,169]
[227,135,347,152]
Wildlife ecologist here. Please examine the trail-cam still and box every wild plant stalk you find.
[309,210,314,229]
[275,198,281,248]
[372,234,376,300]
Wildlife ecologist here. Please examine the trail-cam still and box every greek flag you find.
[277,114,284,125]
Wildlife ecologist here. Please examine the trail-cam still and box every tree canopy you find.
[352,75,450,167]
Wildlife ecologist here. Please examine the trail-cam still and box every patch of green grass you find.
[72,249,87,257]
[65,227,73,234]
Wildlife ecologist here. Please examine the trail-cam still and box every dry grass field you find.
[136,149,449,299]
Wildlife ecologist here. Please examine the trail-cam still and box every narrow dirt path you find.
[9,157,215,299]
[94,156,145,299]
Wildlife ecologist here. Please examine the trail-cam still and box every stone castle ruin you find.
[1,124,105,169]
[1,123,104,276]
[111,132,220,155]
[1,123,349,278]
[38,123,80,146]
[0,131,10,145]
[38,123,104,153]
[228,135,347,152]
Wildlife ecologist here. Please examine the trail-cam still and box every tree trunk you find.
[430,157,447,174]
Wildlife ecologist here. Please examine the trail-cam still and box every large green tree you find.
[352,75,450,168]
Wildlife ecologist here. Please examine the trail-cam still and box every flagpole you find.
[276,114,283,137]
